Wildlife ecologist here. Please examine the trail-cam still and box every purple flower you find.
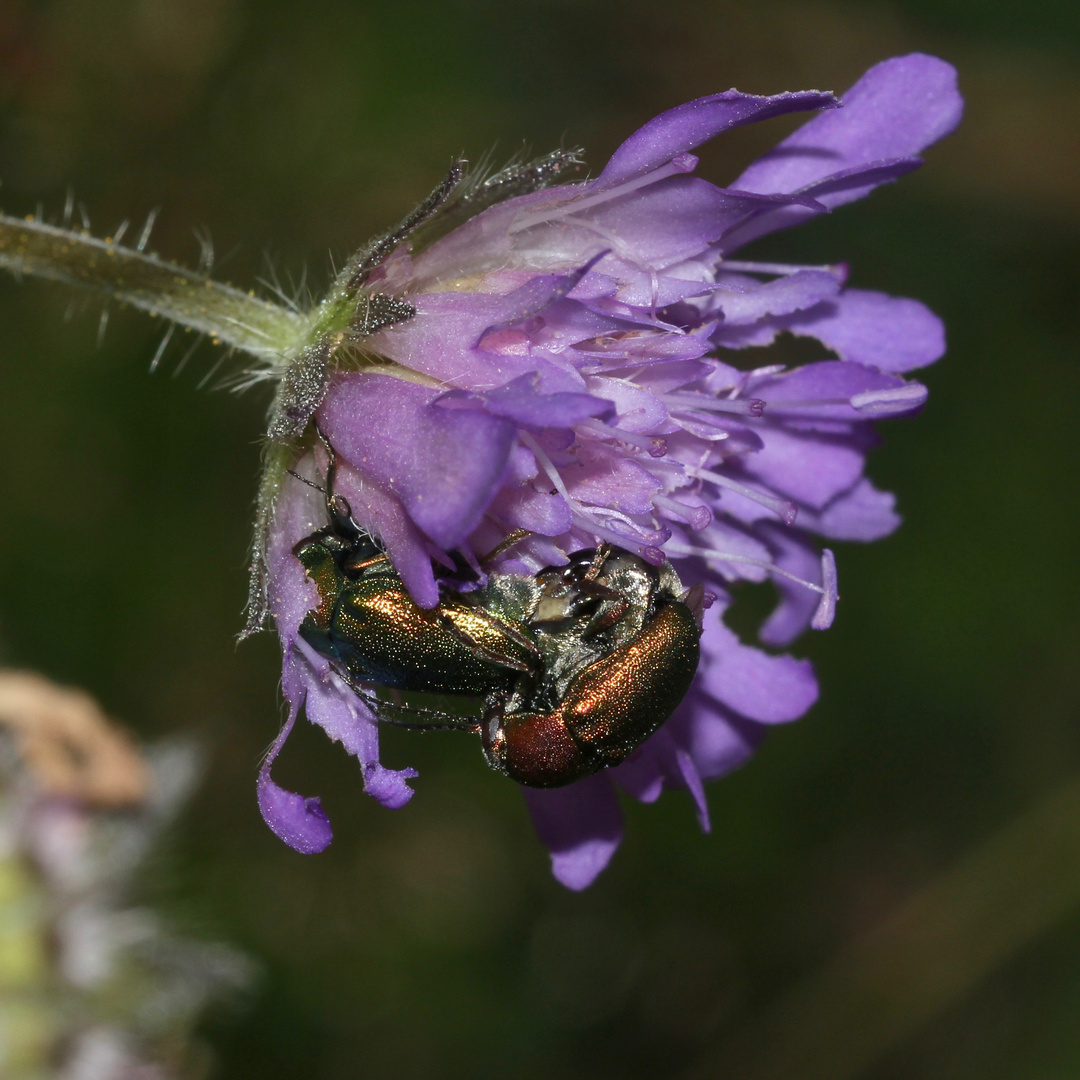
[258,54,962,888]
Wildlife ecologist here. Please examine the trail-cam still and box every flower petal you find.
[438,371,615,427]
[565,441,662,514]
[319,372,517,551]
[257,698,333,855]
[487,484,573,536]
[566,179,824,265]
[786,288,945,372]
[610,727,711,830]
[374,290,587,393]
[699,616,819,723]
[651,728,711,832]
[265,457,324,636]
[719,159,922,251]
[585,376,670,432]
[523,775,624,890]
[742,426,866,509]
[733,54,962,201]
[797,476,901,541]
[710,268,842,325]
[595,90,839,189]
[669,701,767,782]
[672,745,710,832]
[610,744,665,803]
[756,524,826,647]
[295,641,417,810]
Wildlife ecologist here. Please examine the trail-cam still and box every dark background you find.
[1,1,1078,1077]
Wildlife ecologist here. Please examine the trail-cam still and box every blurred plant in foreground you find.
[0,671,252,1080]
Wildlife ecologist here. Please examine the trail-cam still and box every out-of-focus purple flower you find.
[0,671,251,1077]
[259,54,962,888]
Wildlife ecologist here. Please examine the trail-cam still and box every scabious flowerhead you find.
[258,54,962,889]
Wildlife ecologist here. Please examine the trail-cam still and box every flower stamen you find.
[521,428,666,556]
[518,429,573,504]
[718,259,841,277]
[508,154,699,235]
[662,392,766,417]
[681,465,798,525]
[578,419,668,457]
[811,549,839,630]
[666,542,838,628]
[653,494,712,530]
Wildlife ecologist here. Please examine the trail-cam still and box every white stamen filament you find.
[662,392,766,417]
[520,429,663,553]
[578,419,668,457]
[763,397,850,409]
[654,494,711,530]
[518,429,573,505]
[667,542,838,629]
[666,542,823,594]
[717,259,840,276]
[583,503,643,529]
[850,384,928,412]
[572,511,664,556]
[756,384,926,416]
[508,158,693,235]
[811,549,838,629]
[682,465,797,525]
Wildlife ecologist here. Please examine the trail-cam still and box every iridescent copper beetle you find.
[479,546,703,786]
[291,439,704,787]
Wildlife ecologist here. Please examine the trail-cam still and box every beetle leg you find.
[430,606,540,674]
[579,544,612,583]
[574,578,623,603]
[465,608,541,661]
[559,575,631,637]
[478,528,532,565]
[582,596,632,637]
[342,551,393,576]
[310,422,371,545]
[342,678,483,732]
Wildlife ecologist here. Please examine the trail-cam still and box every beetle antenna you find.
[311,422,337,499]
[287,469,325,494]
[311,421,365,542]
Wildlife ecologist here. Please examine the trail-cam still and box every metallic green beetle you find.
[292,448,704,788]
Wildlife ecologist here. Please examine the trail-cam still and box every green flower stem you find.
[0,212,428,635]
[0,214,305,360]
[686,774,1080,1080]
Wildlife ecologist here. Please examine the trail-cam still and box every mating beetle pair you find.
[292,440,704,788]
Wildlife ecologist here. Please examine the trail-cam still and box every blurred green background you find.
[1,0,1078,1077]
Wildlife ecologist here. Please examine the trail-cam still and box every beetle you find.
[480,548,704,787]
[292,447,539,706]
[291,436,704,787]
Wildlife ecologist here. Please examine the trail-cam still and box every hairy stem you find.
[0,214,306,360]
